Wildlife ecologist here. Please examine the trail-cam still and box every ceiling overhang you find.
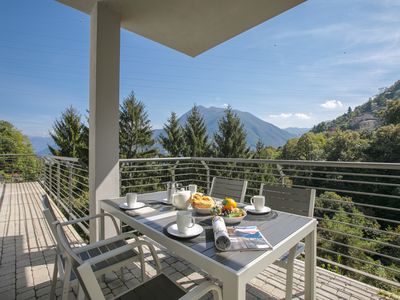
[58,0,305,57]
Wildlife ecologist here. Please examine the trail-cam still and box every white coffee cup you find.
[250,195,265,212]
[176,211,195,234]
[126,193,138,208]
[188,184,197,194]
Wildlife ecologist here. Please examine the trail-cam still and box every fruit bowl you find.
[211,198,247,224]
[222,211,247,224]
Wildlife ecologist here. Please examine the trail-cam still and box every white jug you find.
[172,190,191,210]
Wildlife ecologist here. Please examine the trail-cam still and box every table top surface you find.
[101,191,315,273]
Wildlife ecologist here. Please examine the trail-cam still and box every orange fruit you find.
[223,197,237,210]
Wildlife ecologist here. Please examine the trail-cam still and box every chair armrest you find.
[59,213,120,235]
[83,239,161,273]
[73,232,138,254]
[179,281,222,300]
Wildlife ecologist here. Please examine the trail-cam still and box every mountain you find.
[155,106,297,149]
[283,127,309,137]
[312,80,400,133]
[29,136,54,156]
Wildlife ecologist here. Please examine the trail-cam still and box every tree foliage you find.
[183,105,211,156]
[159,112,185,157]
[280,133,326,160]
[324,131,369,161]
[365,124,400,162]
[119,92,157,158]
[49,106,86,158]
[382,100,400,125]
[213,106,249,158]
[0,120,38,180]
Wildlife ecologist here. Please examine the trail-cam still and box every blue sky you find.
[1,0,399,136]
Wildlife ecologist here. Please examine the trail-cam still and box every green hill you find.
[312,80,400,133]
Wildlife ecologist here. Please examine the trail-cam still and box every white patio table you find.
[100,191,317,300]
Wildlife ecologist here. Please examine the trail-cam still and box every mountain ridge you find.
[156,106,298,149]
[312,80,400,133]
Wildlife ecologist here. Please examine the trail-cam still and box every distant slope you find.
[283,127,309,137]
[155,106,296,149]
[312,80,400,133]
[29,136,54,156]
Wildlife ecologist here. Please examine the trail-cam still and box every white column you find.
[89,2,120,242]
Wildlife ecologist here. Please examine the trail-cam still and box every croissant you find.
[189,193,215,208]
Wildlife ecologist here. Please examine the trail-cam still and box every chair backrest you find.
[259,184,316,217]
[210,177,248,203]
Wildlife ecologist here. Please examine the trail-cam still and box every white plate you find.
[244,205,271,215]
[193,206,213,215]
[119,202,146,210]
[167,223,204,238]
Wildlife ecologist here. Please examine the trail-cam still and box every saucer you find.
[167,223,203,238]
[119,202,146,210]
[244,205,271,215]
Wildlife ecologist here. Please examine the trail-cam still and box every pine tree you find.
[119,92,157,158]
[183,105,211,156]
[49,106,85,158]
[213,106,249,158]
[159,112,185,156]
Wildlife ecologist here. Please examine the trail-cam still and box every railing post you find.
[57,162,61,202]
[171,160,180,183]
[200,160,210,194]
[49,162,53,196]
[68,162,73,219]
[276,164,285,185]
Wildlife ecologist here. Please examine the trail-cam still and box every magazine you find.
[212,216,273,251]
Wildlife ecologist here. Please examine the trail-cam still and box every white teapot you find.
[172,190,191,210]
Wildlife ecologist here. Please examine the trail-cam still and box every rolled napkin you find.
[212,216,231,251]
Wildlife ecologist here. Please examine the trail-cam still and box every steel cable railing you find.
[1,154,399,292]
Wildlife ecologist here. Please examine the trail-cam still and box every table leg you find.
[304,224,317,300]
[222,275,246,300]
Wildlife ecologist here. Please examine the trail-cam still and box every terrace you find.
[1,1,400,299]
[0,154,399,299]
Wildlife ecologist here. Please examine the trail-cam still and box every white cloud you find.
[294,113,311,120]
[320,100,343,109]
[269,112,311,120]
[269,113,293,118]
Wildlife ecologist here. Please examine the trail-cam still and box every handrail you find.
[192,157,400,170]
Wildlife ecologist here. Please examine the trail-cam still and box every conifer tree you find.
[119,92,157,158]
[49,106,85,158]
[183,105,211,156]
[159,112,185,156]
[213,106,249,158]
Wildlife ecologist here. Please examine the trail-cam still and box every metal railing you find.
[0,154,43,183]
[1,154,399,293]
[41,156,90,237]
[120,157,400,292]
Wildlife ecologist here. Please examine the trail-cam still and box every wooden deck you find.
[0,182,389,300]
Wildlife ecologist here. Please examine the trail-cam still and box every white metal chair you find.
[56,223,223,300]
[259,184,316,300]
[42,195,146,300]
[210,177,248,203]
